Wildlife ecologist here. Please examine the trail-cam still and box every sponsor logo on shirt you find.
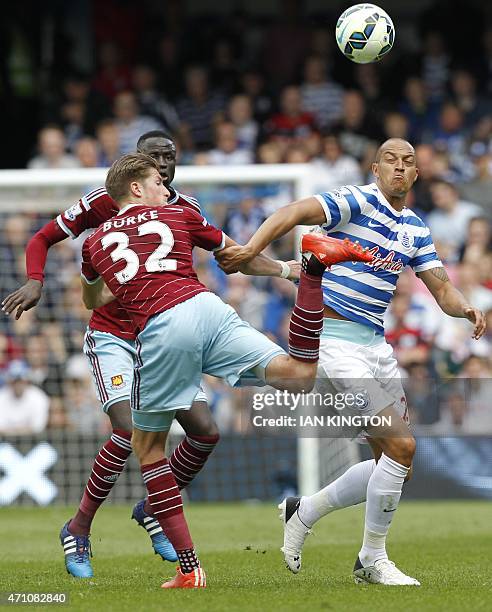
[366,247,404,272]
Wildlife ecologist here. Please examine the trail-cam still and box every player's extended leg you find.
[352,405,420,586]
[264,235,373,391]
[132,428,206,589]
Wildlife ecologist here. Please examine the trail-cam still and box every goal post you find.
[0,163,359,499]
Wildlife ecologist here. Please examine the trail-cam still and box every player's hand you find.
[285,260,301,281]
[215,245,256,274]
[1,280,43,319]
[463,305,486,339]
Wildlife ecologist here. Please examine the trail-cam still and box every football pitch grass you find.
[1,501,490,611]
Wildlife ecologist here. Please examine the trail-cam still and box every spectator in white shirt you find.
[113,91,163,154]
[205,121,253,165]
[27,126,79,169]
[311,134,363,192]
[427,179,482,260]
[0,361,50,435]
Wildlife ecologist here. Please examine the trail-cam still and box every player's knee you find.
[396,436,416,466]
[107,399,133,431]
[404,464,413,482]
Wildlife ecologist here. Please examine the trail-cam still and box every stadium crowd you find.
[1,2,492,435]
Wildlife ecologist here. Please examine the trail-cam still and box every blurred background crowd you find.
[0,0,491,436]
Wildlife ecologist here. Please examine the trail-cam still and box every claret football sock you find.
[141,458,200,575]
[288,271,324,363]
[69,429,132,535]
[169,433,220,489]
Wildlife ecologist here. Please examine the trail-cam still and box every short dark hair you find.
[105,153,160,202]
[136,131,174,150]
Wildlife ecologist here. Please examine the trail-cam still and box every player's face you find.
[138,169,170,206]
[138,137,176,187]
[373,143,418,198]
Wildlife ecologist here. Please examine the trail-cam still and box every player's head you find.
[136,131,176,187]
[373,138,418,200]
[105,153,169,208]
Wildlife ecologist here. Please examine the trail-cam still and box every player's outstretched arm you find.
[2,220,67,319]
[417,267,486,339]
[216,197,326,274]
[218,235,300,281]
[81,277,115,310]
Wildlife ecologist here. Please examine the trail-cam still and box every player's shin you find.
[298,460,376,527]
[141,458,201,574]
[69,429,132,535]
[288,269,324,364]
[358,454,409,566]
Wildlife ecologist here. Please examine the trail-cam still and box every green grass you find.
[0,502,491,611]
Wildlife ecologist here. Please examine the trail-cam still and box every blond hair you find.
[105,153,160,202]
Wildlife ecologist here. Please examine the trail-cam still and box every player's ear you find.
[129,180,142,197]
[372,162,379,178]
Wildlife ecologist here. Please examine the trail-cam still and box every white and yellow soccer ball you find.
[335,4,395,64]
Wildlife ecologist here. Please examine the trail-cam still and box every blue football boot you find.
[60,520,93,578]
[131,499,178,562]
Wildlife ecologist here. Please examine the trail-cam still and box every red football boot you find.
[301,234,373,269]
[161,566,206,589]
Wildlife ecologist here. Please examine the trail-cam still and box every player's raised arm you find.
[2,220,67,319]
[220,234,300,281]
[215,196,327,274]
[417,266,486,339]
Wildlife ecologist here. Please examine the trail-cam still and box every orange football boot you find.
[301,234,373,268]
[161,566,206,589]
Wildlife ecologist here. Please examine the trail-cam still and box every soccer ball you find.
[335,4,395,64]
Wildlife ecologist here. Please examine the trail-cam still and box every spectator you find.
[227,94,259,153]
[27,126,79,169]
[256,142,283,164]
[385,293,430,369]
[427,180,482,259]
[0,360,50,435]
[430,103,471,179]
[177,66,225,151]
[60,101,85,152]
[206,121,253,165]
[96,119,121,166]
[459,216,492,264]
[223,195,265,244]
[460,151,492,216]
[113,91,162,154]
[399,76,440,143]
[310,134,362,192]
[331,90,382,162]
[403,362,440,425]
[300,55,344,129]
[382,112,410,141]
[413,144,440,213]
[264,85,317,149]
[285,145,310,163]
[353,64,386,109]
[74,137,99,168]
[450,69,491,129]
[239,69,273,123]
[420,31,450,102]
[132,64,180,134]
[63,355,108,434]
[92,41,132,100]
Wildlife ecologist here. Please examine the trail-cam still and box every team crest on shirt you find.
[111,374,126,389]
[397,228,413,250]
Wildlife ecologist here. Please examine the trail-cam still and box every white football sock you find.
[298,460,376,527]
[358,453,409,567]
